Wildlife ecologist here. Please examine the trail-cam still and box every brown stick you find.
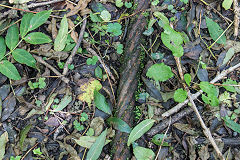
[112,0,149,159]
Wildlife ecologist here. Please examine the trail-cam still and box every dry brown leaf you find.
[68,19,78,43]
[66,0,91,17]
[51,17,58,40]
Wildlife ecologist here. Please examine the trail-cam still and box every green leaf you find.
[28,10,52,32]
[12,49,36,68]
[146,63,173,82]
[222,48,235,66]
[20,124,32,150]
[124,2,132,8]
[116,0,124,7]
[33,147,42,155]
[74,136,111,148]
[5,24,19,50]
[86,129,107,160]
[0,36,6,59]
[100,10,111,22]
[222,0,233,10]
[205,16,226,44]
[94,90,112,114]
[116,43,123,54]
[54,95,72,111]
[24,32,52,44]
[0,60,21,80]
[152,134,170,146]
[107,117,132,133]
[222,79,237,92]
[153,12,169,27]
[133,146,155,160]
[106,23,122,36]
[54,15,68,51]
[222,116,240,133]
[0,132,8,160]
[200,81,218,96]
[174,88,187,103]
[95,66,103,79]
[184,73,191,86]
[127,119,155,146]
[20,13,34,37]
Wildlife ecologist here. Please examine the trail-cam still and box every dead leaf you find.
[90,117,104,136]
[51,17,58,40]
[45,116,60,127]
[66,0,91,17]
[68,19,78,43]
[198,145,210,160]
[0,132,8,160]
[173,123,198,136]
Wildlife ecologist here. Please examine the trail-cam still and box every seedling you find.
[87,56,98,65]
[28,77,46,90]
[73,120,85,131]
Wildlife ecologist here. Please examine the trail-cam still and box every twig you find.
[27,0,65,8]
[33,55,70,83]
[62,15,87,76]
[233,0,239,37]
[162,62,240,118]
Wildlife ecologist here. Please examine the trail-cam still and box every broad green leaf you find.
[200,81,218,96]
[28,10,52,32]
[153,12,169,27]
[0,36,6,59]
[54,95,72,111]
[222,48,235,66]
[127,119,155,146]
[0,132,8,160]
[106,23,122,36]
[116,0,123,7]
[20,124,32,150]
[24,32,52,44]
[5,24,19,50]
[12,49,36,68]
[20,13,34,37]
[222,0,233,10]
[74,136,111,148]
[124,2,132,8]
[152,134,170,146]
[95,66,103,79]
[205,16,226,44]
[0,60,21,80]
[86,129,107,160]
[100,10,111,22]
[184,73,191,86]
[94,90,112,114]
[222,79,237,93]
[54,15,68,51]
[222,116,240,133]
[146,63,173,82]
[107,117,132,133]
[174,88,187,103]
[133,146,155,160]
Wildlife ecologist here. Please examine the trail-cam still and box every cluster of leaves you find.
[73,112,89,131]
[28,77,46,89]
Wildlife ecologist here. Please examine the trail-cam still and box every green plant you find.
[10,156,21,160]
[73,120,85,131]
[87,56,98,65]
[180,0,188,4]
[200,81,219,106]
[116,43,123,54]
[33,147,43,156]
[116,0,124,7]
[68,64,74,70]
[80,112,88,122]
[28,77,46,89]
[124,2,132,8]
[106,23,122,36]
[0,10,52,80]
[58,61,65,69]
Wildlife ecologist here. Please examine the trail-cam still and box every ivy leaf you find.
[174,88,187,103]
[106,23,122,36]
[24,32,52,44]
[133,146,155,160]
[20,13,34,37]
[222,0,233,10]
[146,63,173,82]
[0,60,21,80]
[28,10,52,32]
[0,37,6,60]
[12,49,36,68]
[86,129,107,160]
[54,15,68,51]
[124,2,132,8]
[107,117,132,133]
[222,79,237,93]
[127,119,155,146]
[100,10,111,22]
[94,90,112,114]
[205,16,226,44]
[5,24,19,51]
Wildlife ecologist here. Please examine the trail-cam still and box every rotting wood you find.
[112,0,149,159]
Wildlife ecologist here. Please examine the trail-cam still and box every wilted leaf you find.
[0,60,21,80]
[5,24,19,50]
[107,117,132,133]
[94,90,111,114]
[146,63,173,82]
[20,13,34,37]
[205,16,226,44]
[86,129,107,160]
[24,32,52,44]
[29,10,52,32]
[127,119,155,146]
[90,117,104,136]
[0,37,6,59]
[54,15,68,51]
[12,49,36,68]
[133,146,155,160]
[20,124,32,150]
[74,136,111,148]
[173,123,198,135]
[0,132,8,160]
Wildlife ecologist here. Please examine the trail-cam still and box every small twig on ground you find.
[162,62,240,118]
[27,0,65,8]
[33,55,70,83]
[233,0,239,37]
[62,15,87,76]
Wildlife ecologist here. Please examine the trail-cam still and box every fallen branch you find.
[27,0,65,8]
